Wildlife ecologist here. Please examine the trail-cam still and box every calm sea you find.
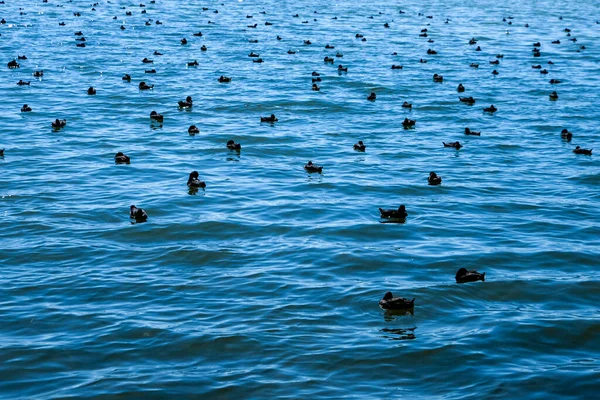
[1,0,599,398]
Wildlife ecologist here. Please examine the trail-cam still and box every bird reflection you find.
[381,327,417,341]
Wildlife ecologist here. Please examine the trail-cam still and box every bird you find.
[560,128,572,141]
[187,171,206,189]
[573,146,592,155]
[483,105,497,113]
[114,152,131,164]
[464,128,481,136]
[218,76,232,83]
[428,172,442,185]
[459,96,476,105]
[457,83,465,92]
[455,268,485,283]
[51,119,67,129]
[130,205,148,222]
[139,81,154,90]
[402,118,416,128]
[187,60,199,67]
[402,102,412,108]
[227,140,241,150]
[367,92,376,101]
[379,292,415,310]
[443,141,462,149]
[304,161,323,173]
[21,104,32,112]
[433,73,443,82]
[149,111,163,122]
[178,96,193,108]
[122,74,131,81]
[188,125,199,135]
[260,114,278,123]
[353,141,366,151]
[87,87,96,95]
[549,91,558,100]
[379,205,408,219]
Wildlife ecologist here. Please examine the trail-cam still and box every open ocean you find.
[1,0,599,398]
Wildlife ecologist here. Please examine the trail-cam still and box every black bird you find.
[455,268,485,283]
[573,146,592,155]
[187,171,206,189]
[115,152,131,164]
[130,205,148,222]
[379,205,408,219]
[379,292,415,310]
[428,172,442,185]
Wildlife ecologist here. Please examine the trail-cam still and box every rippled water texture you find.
[1,0,600,398]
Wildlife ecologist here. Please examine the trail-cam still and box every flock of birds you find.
[2,1,596,312]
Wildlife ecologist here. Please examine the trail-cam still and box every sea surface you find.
[1,0,599,398]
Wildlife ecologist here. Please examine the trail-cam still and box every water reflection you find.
[381,327,417,341]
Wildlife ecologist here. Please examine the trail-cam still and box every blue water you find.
[1,0,599,398]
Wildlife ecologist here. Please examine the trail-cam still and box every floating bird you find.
[87,87,96,95]
[218,75,232,83]
[178,96,193,108]
[122,74,131,81]
[433,73,443,82]
[227,140,241,150]
[550,91,558,100]
[443,141,462,149]
[483,105,497,113]
[187,171,206,189]
[402,118,416,128]
[379,205,408,219]
[188,125,199,135]
[428,172,442,185]
[379,292,415,310]
[464,128,481,136]
[402,102,412,108]
[21,104,32,112]
[114,152,130,164]
[260,114,278,123]
[304,161,323,173]
[455,268,485,283]
[353,141,366,151]
[51,119,67,129]
[130,205,148,222]
[457,83,465,92]
[17,80,30,86]
[367,92,376,101]
[139,81,154,90]
[560,128,572,141]
[459,96,475,105]
[149,111,163,122]
[573,146,592,155]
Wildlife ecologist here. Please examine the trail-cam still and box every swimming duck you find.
[367,92,376,101]
[247,23,257,28]
[483,105,497,113]
[379,205,408,219]
[325,44,335,49]
[540,69,548,74]
[433,73,443,82]
[573,146,592,155]
[552,40,561,44]
[459,96,475,105]
[356,33,364,38]
[287,50,296,54]
[21,104,32,112]
[427,49,437,55]
[114,152,130,164]
[193,32,203,37]
[139,81,154,90]
[130,205,148,222]
[17,55,27,60]
[304,40,312,45]
[338,65,348,72]
[490,59,500,65]
[142,58,153,64]
[353,141,366,151]
[455,268,485,283]
[470,63,479,68]
[0,149,3,156]
[253,58,263,63]
[469,38,477,45]
[312,77,321,82]
[145,69,157,74]
[419,33,428,37]
[549,91,558,100]
[312,71,320,77]
[227,140,241,151]
[532,64,542,69]
[153,51,163,56]
[149,111,163,122]
[277,36,282,40]
[122,74,131,81]
[379,292,415,310]
[260,114,278,123]
[560,129,572,141]
[181,38,187,45]
[51,119,67,129]
[457,83,465,92]
[402,102,412,108]
[16,79,30,86]
[178,96,193,108]
[76,43,86,47]
[496,54,504,59]
[187,60,199,67]
[188,125,199,135]
[428,171,442,185]
[218,75,232,83]
[304,161,323,173]
[391,65,403,69]
[312,83,320,91]
[200,45,207,51]
[443,141,462,149]
[402,118,416,128]
[384,23,390,28]
[464,127,481,136]
[87,86,96,95]
[475,46,481,51]
[335,52,343,58]
[420,59,427,63]
[249,52,259,57]
[324,56,334,64]
[492,70,499,75]
[549,79,561,84]
[7,60,20,69]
